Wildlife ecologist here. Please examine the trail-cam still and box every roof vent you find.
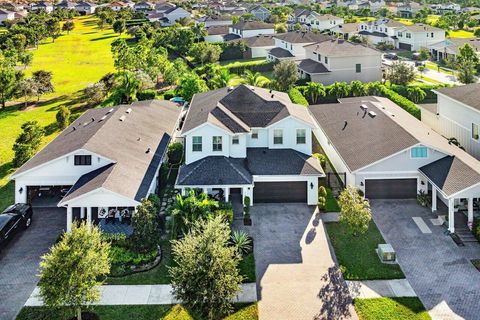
[100,115,107,121]
[91,117,95,122]
[227,86,234,92]
[360,104,368,111]
[107,108,114,114]
[271,94,274,98]
[342,120,348,130]
[72,126,76,131]
[126,108,132,114]
[146,147,151,154]
[119,115,126,121]
[368,111,377,118]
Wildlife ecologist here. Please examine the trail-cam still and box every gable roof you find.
[15,101,181,202]
[298,59,330,74]
[231,21,274,30]
[268,47,295,58]
[274,31,330,44]
[230,34,277,47]
[304,39,381,57]
[434,83,480,112]
[399,23,443,33]
[182,85,313,134]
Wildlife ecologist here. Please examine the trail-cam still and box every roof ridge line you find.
[225,157,251,183]
[178,158,207,184]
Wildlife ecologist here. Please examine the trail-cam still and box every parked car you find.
[383,53,398,60]
[0,204,33,251]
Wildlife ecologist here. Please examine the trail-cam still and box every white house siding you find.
[164,8,190,25]
[253,175,319,205]
[230,134,247,158]
[184,124,232,164]
[205,34,224,42]
[0,11,15,24]
[246,128,269,147]
[14,150,113,203]
[310,18,344,31]
[250,46,273,58]
[266,117,312,155]
[64,188,139,208]
[396,30,445,51]
[422,95,480,160]
[274,38,313,58]
[243,28,274,38]
[312,128,355,185]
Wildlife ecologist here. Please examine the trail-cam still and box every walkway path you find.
[347,279,417,299]
[25,283,257,307]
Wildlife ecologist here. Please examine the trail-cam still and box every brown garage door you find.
[398,42,412,51]
[254,182,307,203]
[365,179,417,199]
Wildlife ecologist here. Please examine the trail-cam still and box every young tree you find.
[387,61,416,85]
[338,185,372,236]
[170,216,242,319]
[191,22,207,42]
[112,71,140,104]
[46,18,61,42]
[455,43,479,84]
[304,82,326,104]
[177,73,208,101]
[17,78,39,108]
[328,82,350,98]
[189,42,222,65]
[209,68,237,89]
[242,70,270,88]
[38,223,110,320]
[407,86,426,103]
[273,60,298,91]
[418,47,429,61]
[113,19,126,34]
[12,120,45,167]
[131,198,159,252]
[32,70,54,100]
[0,67,19,108]
[349,80,367,97]
[62,20,75,34]
[56,105,71,129]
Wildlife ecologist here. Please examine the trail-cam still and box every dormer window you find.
[74,155,91,166]
[296,129,306,144]
[410,146,428,158]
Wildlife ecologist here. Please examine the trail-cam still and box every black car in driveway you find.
[0,204,33,251]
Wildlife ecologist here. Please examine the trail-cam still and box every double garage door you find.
[365,179,417,199]
[254,182,307,203]
[398,43,412,51]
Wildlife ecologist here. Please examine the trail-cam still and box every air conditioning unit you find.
[378,244,396,262]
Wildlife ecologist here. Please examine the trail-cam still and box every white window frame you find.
[251,129,259,139]
[212,136,223,152]
[232,135,240,145]
[273,129,283,145]
[192,136,202,152]
[410,146,428,159]
[296,128,306,144]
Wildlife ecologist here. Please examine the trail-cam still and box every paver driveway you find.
[0,207,65,320]
[371,200,480,320]
[249,204,357,320]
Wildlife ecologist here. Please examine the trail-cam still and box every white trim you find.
[447,181,480,199]
[352,143,421,173]
[264,115,315,130]
[433,90,480,116]
[58,187,141,207]
[174,184,253,189]
[181,122,234,137]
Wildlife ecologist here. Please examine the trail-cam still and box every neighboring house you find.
[397,2,422,18]
[217,5,247,16]
[75,1,96,15]
[420,84,480,160]
[30,2,54,13]
[175,85,325,206]
[248,5,271,21]
[159,6,191,25]
[154,2,176,13]
[205,25,235,42]
[395,24,445,51]
[359,0,386,12]
[428,38,480,62]
[134,1,154,12]
[0,9,15,24]
[196,15,232,27]
[1,3,25,12]
[357,18,404,46]
[230,34,277,58]
[11,100,181,232]
[267,31,330,62]
[109,1,131,12]
[431,3,461,14]
[309,96,480,233]
[298,39,382,85]
[229,21,275,38]
[308,13,344,31]
[330,22,360,39]
[55,1,77,10]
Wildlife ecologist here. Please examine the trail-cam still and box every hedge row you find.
[221,60,274,74]
[390,83,447,102]
[288,88,308,106]
[381,87,421,119]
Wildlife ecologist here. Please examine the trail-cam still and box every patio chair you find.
[121,209,132,225]
[106,209,116,224]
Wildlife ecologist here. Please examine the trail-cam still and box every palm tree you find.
[304,82,325,104]
[407,87,426,103]
[242,70,271,88]
[210,69,239,89]
[115,71,140,104]
[191,23,207,42]
[328,82,350,99]
[349,80,367,97]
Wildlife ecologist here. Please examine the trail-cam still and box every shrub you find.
[381,87,421,119]
[215,208,234,225]
[339,186,372,236]
[131,198,160,253]
[473,217,480,242]
[55,106,70,129]
[312,153,327,169]
[163,89,176,100]
[109,245,157,266]
[168,142,183,164]
[318,186,327,210]
[230,230,252,256]
[288,87,309,106]
[148,193,162,211]
[243,196,251,218]
[137,89,157,101]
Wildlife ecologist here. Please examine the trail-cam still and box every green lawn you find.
[448,29,475,38]
[239,252,256,282]
[425,62,455,75]
[17,303,258,320]
[219,57,266,67]
[325,187,340,212]
[325,221,405,280]
[354,298,431,320]
[0,16,125,212]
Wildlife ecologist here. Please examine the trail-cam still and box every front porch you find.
[68,206,135,234]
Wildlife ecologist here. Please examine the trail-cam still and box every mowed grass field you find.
[0,16,124,211]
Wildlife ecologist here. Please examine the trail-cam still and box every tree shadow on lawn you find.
[0,162,15,212]
[90,35,119,42]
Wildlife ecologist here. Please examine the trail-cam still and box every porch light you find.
[310,182,314,189]
[360,182,364,187]
[421,181,425,185]
[18,187,23,194]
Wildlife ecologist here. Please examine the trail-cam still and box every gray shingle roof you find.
[230,34,277,47]
[182,85,313,134]
[309,100,419,172]
[435,83,480,112]
[298,59,329,74]
[207,25,229,35]
[14,100,181,203]
[268,47,294,58]
[231,21,273,30]
[274,31,330,44]
[176,156,252,185]
[304,39,381,57]
[419,156,480,197]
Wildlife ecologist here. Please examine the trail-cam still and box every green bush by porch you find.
[354,297,431,320]
[325,221,405,280]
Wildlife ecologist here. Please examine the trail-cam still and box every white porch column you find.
[203,187,208,194]
[66,206,72,232]
[224,187,230,202]
[181,188,187,196]
[468,197,474,226]
[448,198,455,233]
[432,187,437,213]
[86,207,92,230]
[80,207,85,219]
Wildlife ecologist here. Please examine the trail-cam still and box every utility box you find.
[378,244,396,262]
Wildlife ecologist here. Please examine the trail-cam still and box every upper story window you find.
[431,32,434,37]
[74,155,91,166]
[406,33,411,38]
[324,56,328,64]
[192,136,202,152]
[296,129,306,144]
[212,136,222,151]
[356,64,362,73]
[273,129,283,144]
[398,32,402,37]
[251,129,258,139]
[472,123,479,140]
[232,135,239,145]
[410,146,428,158]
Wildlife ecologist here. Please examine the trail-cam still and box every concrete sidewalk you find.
[25,283,257,306]
[346,279,417,299]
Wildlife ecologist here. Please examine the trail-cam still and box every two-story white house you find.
[30,2,54,13]
[396,23,445,51]
[267,31,330,62]
[309,96,480,234]
[308,13,344,31]
[75,2,96,15]
[229,21,275,38]
[421,84,480,160]
[297,39,382,85]
[175,85,325,205]
[10,101,181,232]
[358,18,404,45]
